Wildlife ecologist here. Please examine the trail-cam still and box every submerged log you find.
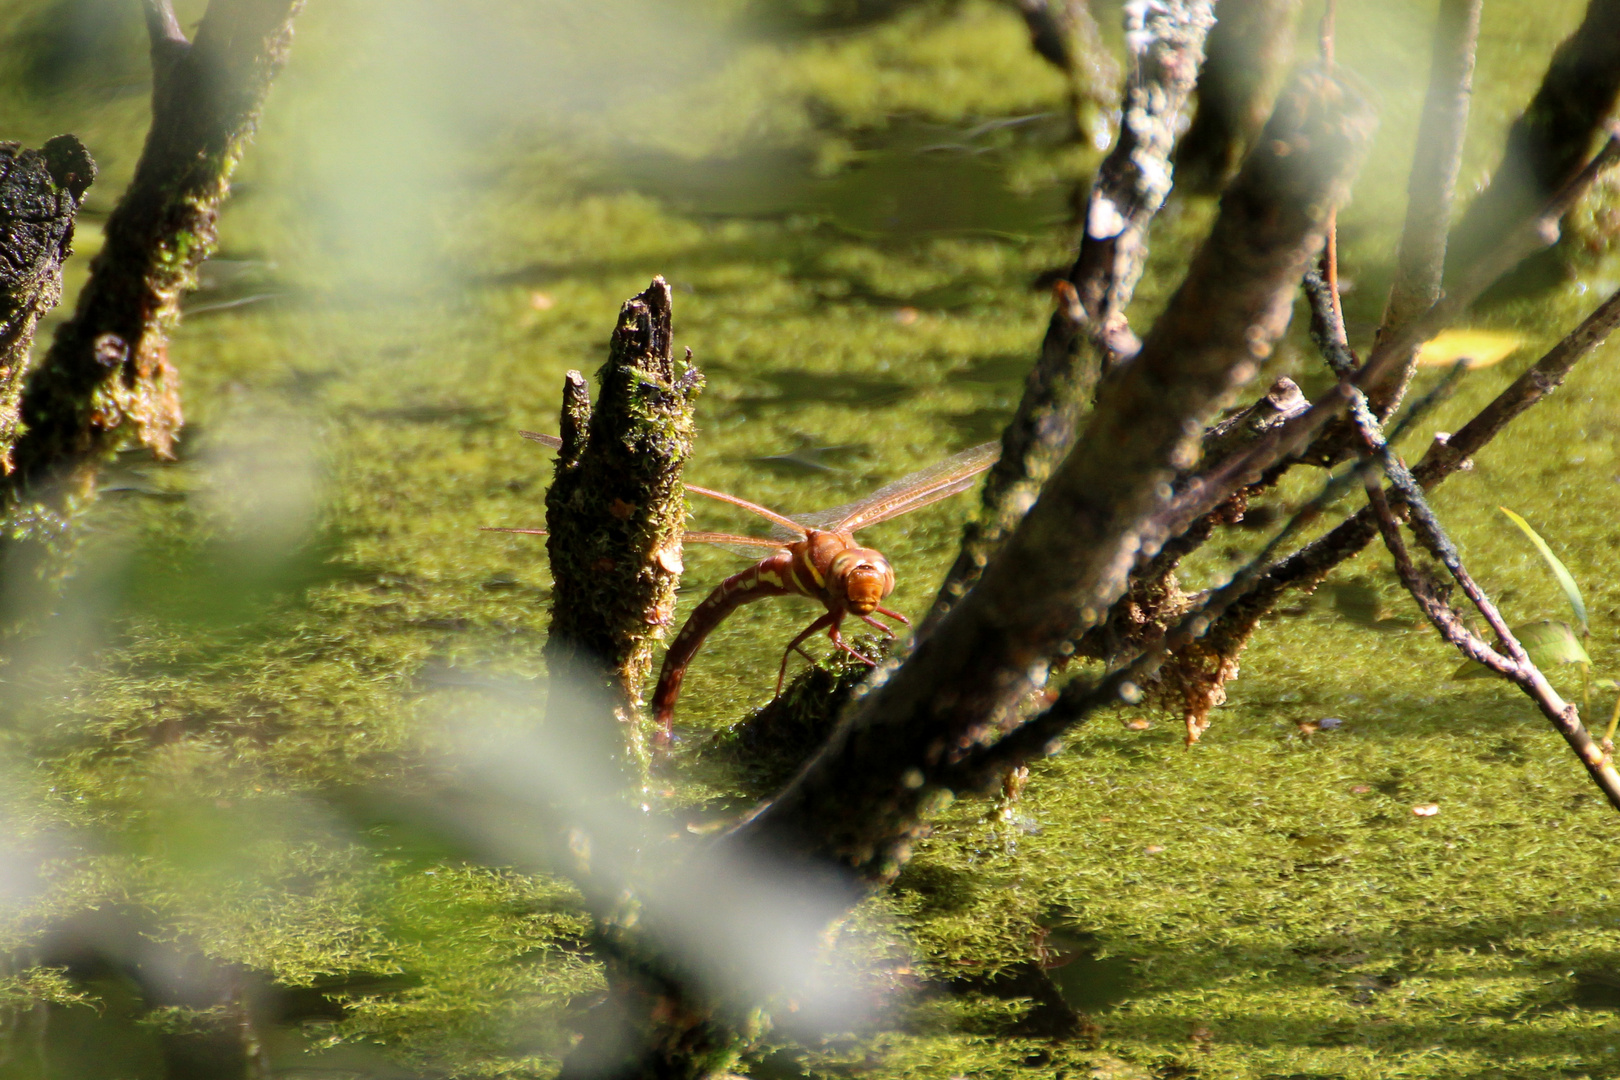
[0,136,95,468]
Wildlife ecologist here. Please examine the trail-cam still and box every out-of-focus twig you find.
[1447,0,1620,278]
[1366,0,1483,418]
[1177,0,1304,193]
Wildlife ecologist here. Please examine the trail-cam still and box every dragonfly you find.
[490,432,999,738]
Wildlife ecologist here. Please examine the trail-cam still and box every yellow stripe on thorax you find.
[794,548,825,594]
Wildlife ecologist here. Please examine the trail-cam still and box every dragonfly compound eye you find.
[834,550,895,614]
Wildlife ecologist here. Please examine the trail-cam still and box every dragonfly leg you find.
[777,612,837,696]
[875,604,911,626]
[827,619,877,667]
[859,612,896,637]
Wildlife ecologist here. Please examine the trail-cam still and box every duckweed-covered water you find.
[2,1,1620,1077]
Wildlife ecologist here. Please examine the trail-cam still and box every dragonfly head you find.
[830,547,894,614]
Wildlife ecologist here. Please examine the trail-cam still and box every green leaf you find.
[1451,620,1591,679]
[1500,506,1588,635]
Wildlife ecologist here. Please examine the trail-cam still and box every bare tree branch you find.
[1179,267,1620,761]
[738,64,1374,881]
[1365,0,1482,418]
[1351,395,1620,811]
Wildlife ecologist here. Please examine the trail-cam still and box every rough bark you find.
[8,0,303,515]
[544,277,703,771]
[0,136,95,469]
[927,0,1215,629]
[1175,0,1304,193]
[1446,0,1620,282]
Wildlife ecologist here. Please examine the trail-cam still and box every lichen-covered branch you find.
[8,0,303,510]
[1353,397,1620,812]
[1175,0,1304,192]
[0,136,95,468]
[1447,0,1620,276]
[927,0,1215,627]
[544,277,702,768]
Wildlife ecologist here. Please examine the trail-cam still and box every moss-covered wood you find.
[8,0,302,508]
[0,135,94,469]
[544,277,703,761]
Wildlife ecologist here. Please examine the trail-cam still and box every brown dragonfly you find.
[492,433,998,738]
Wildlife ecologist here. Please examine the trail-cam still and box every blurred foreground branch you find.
[1447,0,1620,282]
[1175,0,1303,192]
[5,0,303,532]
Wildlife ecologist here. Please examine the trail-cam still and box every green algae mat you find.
[3,1,1620,1077]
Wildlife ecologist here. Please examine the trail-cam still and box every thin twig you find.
[951,363,1466,787]
[1351,401,1620,811]
[1317,0,1345,340]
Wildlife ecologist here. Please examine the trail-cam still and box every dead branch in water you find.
[544,277,703,773]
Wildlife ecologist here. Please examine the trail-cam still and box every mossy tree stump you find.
[544,276,702,771]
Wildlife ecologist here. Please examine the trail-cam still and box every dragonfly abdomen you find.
[652,555,796,735]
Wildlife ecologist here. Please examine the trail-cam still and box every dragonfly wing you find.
[519,430,564,449]
[483,526,548,535]
[684,484,807,535]
[682,530,792,553]
[797,440,1000,533]
[517,431,806,536]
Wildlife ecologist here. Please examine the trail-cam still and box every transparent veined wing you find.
[794,441,999,533]
[517,430,808,536]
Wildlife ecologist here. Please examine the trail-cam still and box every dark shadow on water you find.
[610,115,1077,242]
[714,365,916,415]
[736,0,950,41]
